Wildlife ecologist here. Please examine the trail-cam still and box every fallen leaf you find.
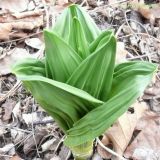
[12,10,44,19]
[124,111,160,160]
[59,145,71,160]
[57,0,68,5]
[0,143,15,156]
[98,101,148,160]
[0,23,12,40]
[0,119,7,136]
[41,138,57,152]
[1,99,16,122]
[11,129,26,144]
[50,155,61,160]
[23,128,48,154]
[0,48,31,75]
[11,16,43,30]
[143,78,160,113]
[138,5,160,24]
[0,14,43,40]
[116,42,128,63]
[92,153,103,160]
[22,112,50,126]
[138,6,155,24]
[10,154,22,160]
[0,0,29,13]
[25,38,43,49]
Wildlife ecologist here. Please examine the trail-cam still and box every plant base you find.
[70,141,93,160]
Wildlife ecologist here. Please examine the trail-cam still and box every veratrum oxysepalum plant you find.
[12,4,157,160]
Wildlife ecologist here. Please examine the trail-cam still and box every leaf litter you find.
[0,0,160,159]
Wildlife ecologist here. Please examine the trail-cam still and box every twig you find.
[33,119,54,125]
[80,0,88,6]
[124,10,135,34]
[31,108,40,158]
[126,46,144,61]
[0,80,21,102]
[54,135,65,154]
[127,52,156,60]
[118,33,160,43]
[89,0,129,13]
[96,138,127,160]
[0,154,13,158]
[0,124,32,133]
[115,22,125,38]
[0,31,42,45]
[42,0,50,29]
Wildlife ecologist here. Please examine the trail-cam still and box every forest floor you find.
[0,0,160,160]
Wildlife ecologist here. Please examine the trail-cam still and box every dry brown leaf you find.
[0,23,12,40]
[138,5,160,24]
[12,10,44,19]
[25,38,43,49]
[23,128,48,154]
[11,129,26,144]
[22,112,44,125]
[10,154,22,160]
[0,143,15,156]
[98,101,148,160]
[57,0,68,5]
[0,0,29,13]
[1,99,16,122]
[41,138,57,152]
[59,145,71,160]
[124,111,160,160]
[0,13,43,40]
[138,6,155,24]
[11,16,43,30]
[0,48,31,75]
[9,31,28,39]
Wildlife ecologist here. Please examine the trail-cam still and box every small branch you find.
[0,31,42,45]
[0,81,21,102]
[96,138,127,160]
[42,0,50,29]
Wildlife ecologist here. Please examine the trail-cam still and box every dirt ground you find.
[0,0,160,160]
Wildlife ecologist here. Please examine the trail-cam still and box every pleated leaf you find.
[53,4,100,45]
[67,35,116,101]
[44,30,82,82]
[12,62,103,132]
[64,61,157,147]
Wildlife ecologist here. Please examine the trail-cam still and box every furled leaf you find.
[53,4,100,44]
[64,62,157,147]
[44,30,82,82]
[67,35,116,101]
[68,17,90,59]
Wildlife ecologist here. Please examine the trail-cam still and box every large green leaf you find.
[67,35,116,101]
[109,61,157,98]
[12,60,103,131]
[64,61,157,147]
[53,4,100,45]
[12,58,46,76]
[44,30,82,82]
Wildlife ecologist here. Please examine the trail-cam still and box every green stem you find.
[70,141,93,160]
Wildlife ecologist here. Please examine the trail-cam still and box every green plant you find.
[12,4,157,160]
